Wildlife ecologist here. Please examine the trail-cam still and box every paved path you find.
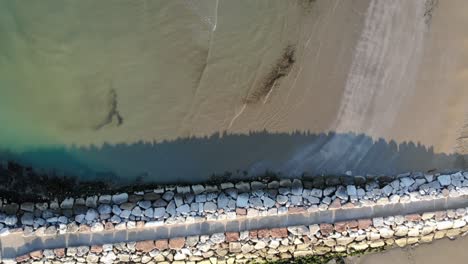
[2,195,468,259]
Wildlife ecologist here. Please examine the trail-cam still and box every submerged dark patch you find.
[244,46,296,104]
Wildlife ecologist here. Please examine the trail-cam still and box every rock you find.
[204,202,217,213]
[381,185,393,196]
[320,223,334,236]
[288,225,309,236]
[136,240,155,253]
[192,184,205,195]
[131,206,142,217]
[347,185,357,196]
[20,213,34,226]
[263,197,275,208]
[4,215,17,226]
[217,193,229,209]
[276,195,288,205]
[98,204,112,215]
[372,217,384,227]
[195,194,207,203]
[60,198,74,209]
[235,182,250,192]
[310,188,323,198]
[169,237,185,249]
[91,222,104,232]
[143,208,154,218]
[174,194,184,207]
[251,181,266,190]
[437,220,454,230]
[166,201,176,216]
[153,207,166,218]
[400,177,415,188]
[290,195,302,205]
[153,198,168,207]
[249,197,263,208]
[236,193,249,208]
[85,209,98,222]
[291,179,303,195]
[110,215,121,224]
[335,186,348,200]
[210,233,225,244]
[138,200,152,210]
[98,195,112,204]
[176,204,190,214]
[438,175,452,186]
[394,226,409,236]
[112,193,129,205]
[20,202,34,212]
[323,187,336,197]
[162,191,175,201]
[229,242,242,253]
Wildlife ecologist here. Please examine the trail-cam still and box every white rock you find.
[436,220,454,230]
[210,233,225,243]
[372,217,384,227]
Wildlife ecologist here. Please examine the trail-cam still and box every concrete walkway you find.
[2,195,468,259]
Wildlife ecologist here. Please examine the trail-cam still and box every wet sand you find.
[351,235,468,264]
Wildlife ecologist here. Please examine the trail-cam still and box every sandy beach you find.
[0,0,467,181]
[351,235,468,264]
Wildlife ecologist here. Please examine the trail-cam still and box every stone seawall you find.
[1,171,468,263]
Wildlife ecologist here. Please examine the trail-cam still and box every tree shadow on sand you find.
[0,131,466,188]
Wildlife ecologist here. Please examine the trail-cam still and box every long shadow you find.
[0,131,466,187]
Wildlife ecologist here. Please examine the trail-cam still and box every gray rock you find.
[192,184,205,195]
[438,175,452,186]
[278,188,290,195]
[112,193,129,205]
[120,203,135,211]
[305,196,320,204]
[381,185,393,196]
[235,182,250,192]
[153,207,166,218]
[346,185,357,196]
[290,195,302,205]
[236,193,249,208]
[184,193,195,204]
[98,195,112,204]
[110,215,121,224]
[400,177,415,188]
[204,202,217,213]
[276,195,288,205]
[153,199,167,207]
[162,191,174,201]
[372,217,384,227]
[138,200,152,210]
[20,202,34,212]
[176,204,190,214]
[251,181,266,190]
[288,225,309,236]
[263,197,275,208]
[268,181,280,189]
[225,188,238,199]
[86,196,98,207]
[4,215,17,226]
[112,205,122,215]
[217,193,229,209]
[249,197,263,208]
[323,187,336,197]
[195,194,207,203]
[279,179,292,187]
[119,210,131,219]
[60,198,74,209]
[174,194,184,207]
[221,182,234,189]
[186,236,199,247]
[291,179,303,195]
[98,204,112,215]
[176,186,191,194]
[310,188,323,198]
[58,216,68,224]
[85,209,98,222]
[166,201,176,216]
[20,213,34,225]
[335,186,348,200]
[131,206,142,217]
[144,208,154,218]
